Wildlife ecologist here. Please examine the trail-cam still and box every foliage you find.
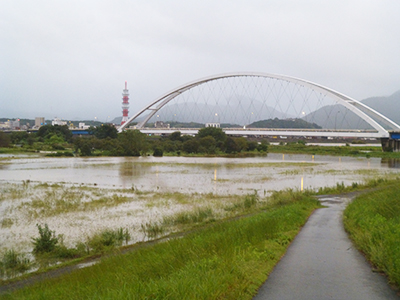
[32,224,59,254]
[344,182,400,288]
[114,130,148,156]
[89,124,118,139]
[257,141,269,152]
[153,147,164,157]
[197,126,227,142]
[0,131,11,147]
[36,125,73,143]
[168,131,182,141]
[0,249,30,277]
[87,228,130,253]
[182,138,199,154]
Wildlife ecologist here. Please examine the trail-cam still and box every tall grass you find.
[0,250,31,278]
[3,195,320,299]
[344,181,400,288]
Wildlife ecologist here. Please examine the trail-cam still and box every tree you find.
[168,131,182,141]
[234,137,248,152]
[224,137,240,153]
[257,141,269,152]
[37,125,72,142]
[183,139,199,154]
[198,136,217,154]
[0,132,11,147]
[153,147,163,157]
[90,124,118,139]
[116,130,148,156]
[197,127,227,142]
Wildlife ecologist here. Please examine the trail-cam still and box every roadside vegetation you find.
[344,179,400,289]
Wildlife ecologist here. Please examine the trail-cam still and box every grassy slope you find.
[3,195,320,299]
[344,182,400,288]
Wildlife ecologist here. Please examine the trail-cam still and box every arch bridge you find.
[118,72,400,151]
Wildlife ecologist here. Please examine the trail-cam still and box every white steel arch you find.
[118,72,400,137]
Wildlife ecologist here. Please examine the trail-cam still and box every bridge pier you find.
[381,132,400,152]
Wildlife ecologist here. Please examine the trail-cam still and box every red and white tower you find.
[121,81,129,125]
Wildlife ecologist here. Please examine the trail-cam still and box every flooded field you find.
[0,153,399,257]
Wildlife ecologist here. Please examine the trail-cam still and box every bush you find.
[153,147,164,157]
[32,224,59,254]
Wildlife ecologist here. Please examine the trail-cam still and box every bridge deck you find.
[133,127,386,139]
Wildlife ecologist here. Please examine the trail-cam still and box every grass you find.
[268,143,400,159]
[343,179,400,288]
[0,250,31,279]
[2,193,321,299]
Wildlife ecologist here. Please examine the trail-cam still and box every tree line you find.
[1,124,269,156]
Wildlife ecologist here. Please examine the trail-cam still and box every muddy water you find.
[0,154,399,258]
[1,154,399,194]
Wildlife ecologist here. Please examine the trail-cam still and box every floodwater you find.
[0,154,399,260]
[1,154,399,194]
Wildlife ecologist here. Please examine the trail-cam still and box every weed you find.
[0,249,31,277]
[141,222,164,239]
[163,207,214,226]
[87,228,131,253]
[32,224,59,254]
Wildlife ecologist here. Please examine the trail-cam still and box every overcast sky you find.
[1,0,399,121]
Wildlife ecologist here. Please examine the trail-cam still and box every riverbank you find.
[344,182,400,289]
[1,179,399,298]
[1,191,321,298]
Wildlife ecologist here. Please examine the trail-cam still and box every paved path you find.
[253,195,400,300]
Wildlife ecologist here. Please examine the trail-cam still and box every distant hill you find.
[301,104,373,130]
[133,97,295,126]
[361,90,400,125]
[248,118,321,129]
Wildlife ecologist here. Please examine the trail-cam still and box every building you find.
[205,123,220,128]
[154,121,170,128]
[52,118,67,126]
[35,117,45,128]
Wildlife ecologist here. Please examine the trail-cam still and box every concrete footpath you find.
[253,194,400,300]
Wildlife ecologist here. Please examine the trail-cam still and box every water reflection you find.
[118,159,152,188]
[381,158,400,169]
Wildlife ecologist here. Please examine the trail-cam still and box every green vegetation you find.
[4,123,400,158]
[268,142,400,158]
[0,250,31,278]
[2,193,320,299]
[344,180,400,288]
[32,224,59,254]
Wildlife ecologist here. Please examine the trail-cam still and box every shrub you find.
[32,224,59,254]
[153,147,164,157]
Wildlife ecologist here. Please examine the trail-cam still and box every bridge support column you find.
[381,133,400,152]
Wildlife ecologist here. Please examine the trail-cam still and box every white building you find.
[52,118,67,126]
[205,123,220,128]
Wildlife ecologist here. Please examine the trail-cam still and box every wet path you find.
[253,194,399,300]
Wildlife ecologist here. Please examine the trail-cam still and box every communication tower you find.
[121,81,129,125]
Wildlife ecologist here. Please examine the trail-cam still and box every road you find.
[253,194,399,300]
